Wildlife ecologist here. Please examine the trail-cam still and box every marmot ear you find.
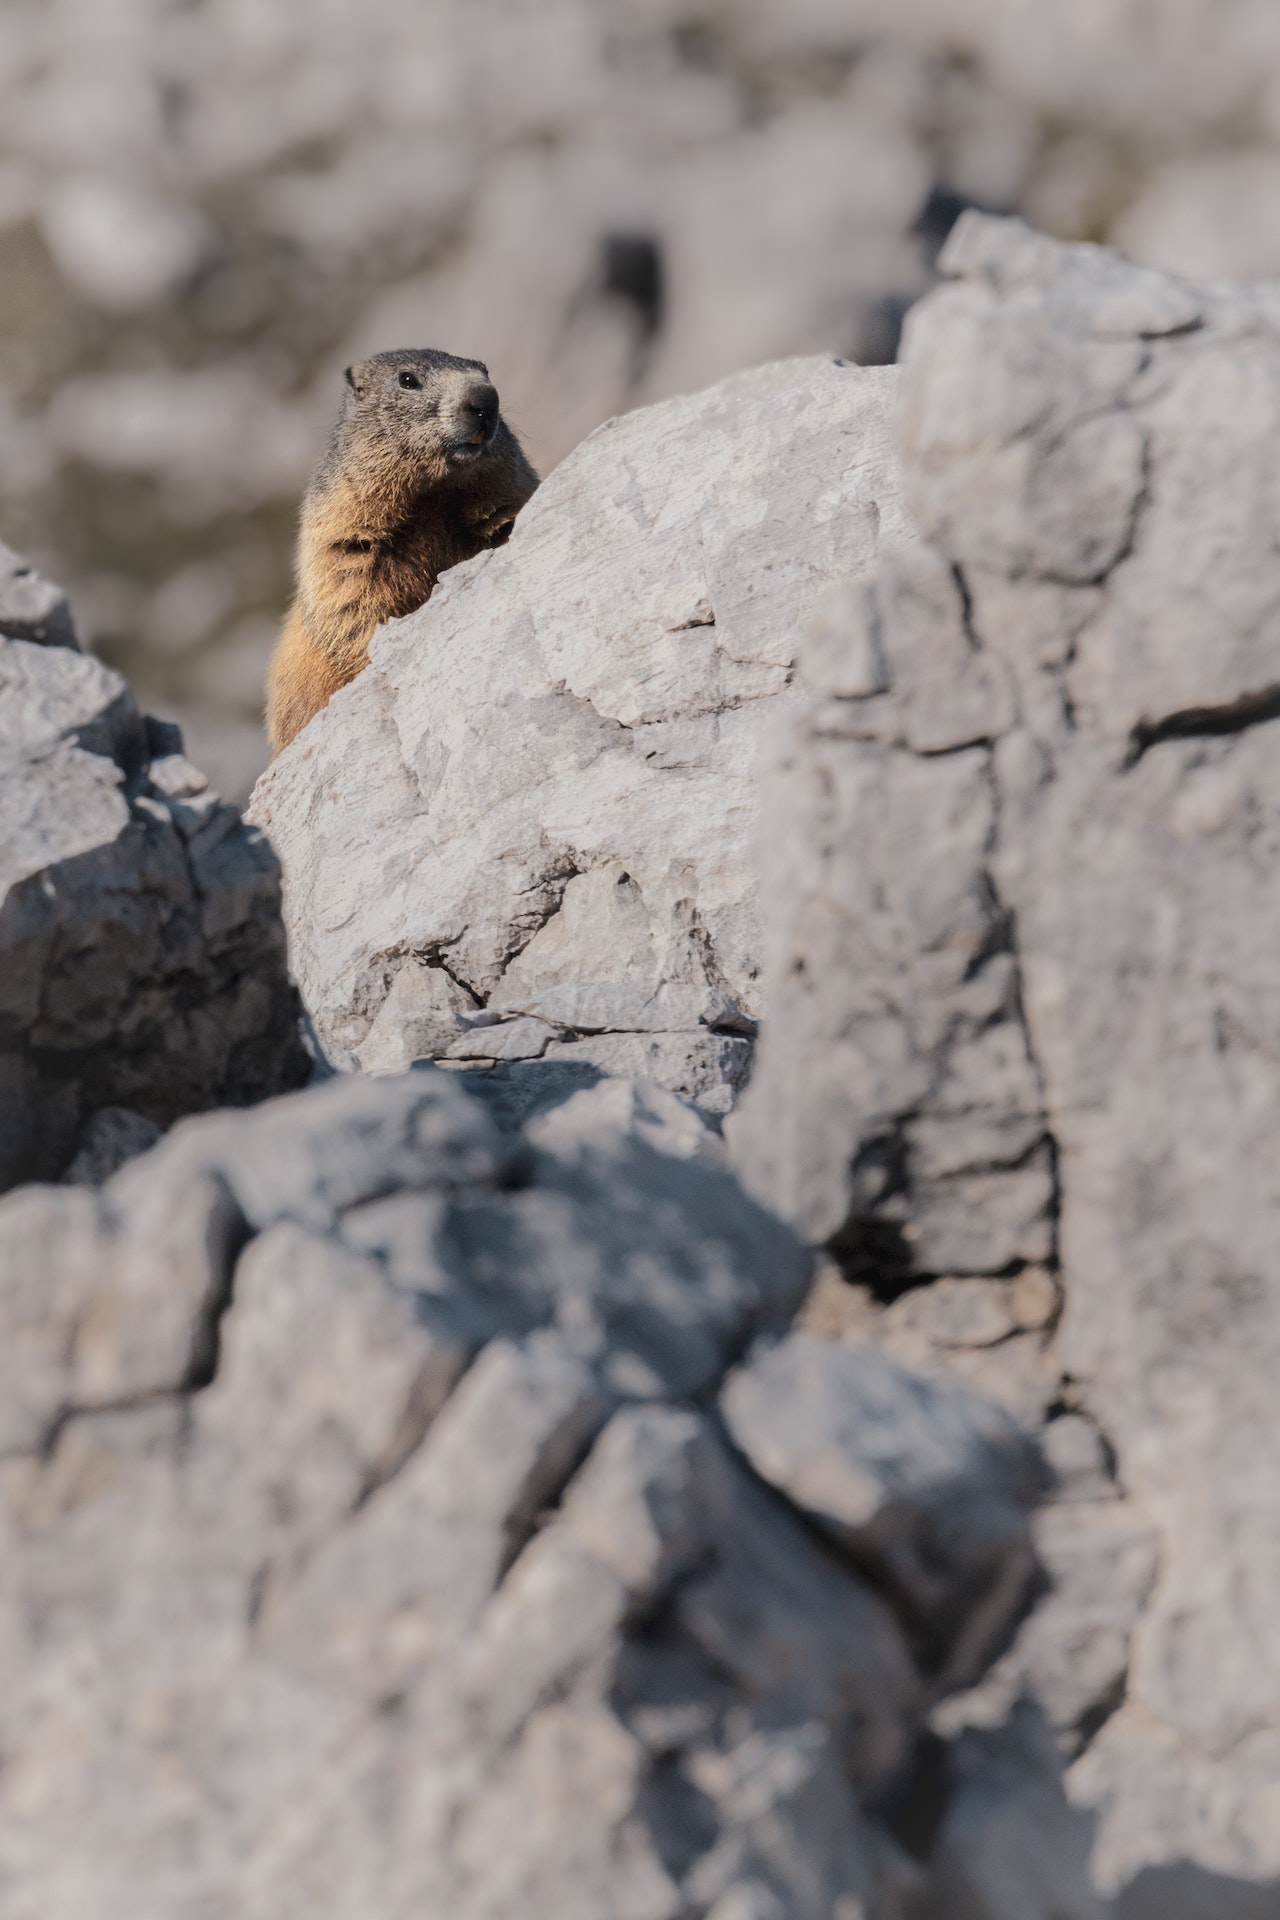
[344,364,361,394]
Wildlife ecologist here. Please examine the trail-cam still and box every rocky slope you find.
[0,1069,1074,1920]
[4,213,1280,1918]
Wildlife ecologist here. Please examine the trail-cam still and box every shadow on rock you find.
[1113,1863,1280,1919]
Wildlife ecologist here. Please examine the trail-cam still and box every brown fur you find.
[266,348,538,753]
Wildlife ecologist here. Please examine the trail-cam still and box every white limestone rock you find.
[731,214,1280,1906]
[0,1068,986,1920]
[0,620,306,1188]
[721,1332,1044,1693]
[0,541,78,650]
[249,355,911,1115]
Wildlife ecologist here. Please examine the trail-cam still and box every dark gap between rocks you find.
[183,1171,254,1391]
[601,232,665,343]
[870,1728,950,1863]
[1073,1666,1129,1752]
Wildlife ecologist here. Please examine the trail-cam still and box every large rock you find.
[0,581,307,1189]
[249,356,910,1115]
[721,1332,1044,1691]
[0,1065,1055,1919]
[918,1702,1104,1920]
[731,214,1280,1904]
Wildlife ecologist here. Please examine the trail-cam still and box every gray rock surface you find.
[0,587,307,1188]
[59,1104,162,1184]
[0,541,77,650]
[250,355,909,1116]
[731,213,1280,1903]
[934,1500,1160,1764]
[919,1702,1104,1920]
[721,1332,1044,1692]
[8,196,1280,1914]
[0,1066,1056,1918]
[800,1262,1064,1432]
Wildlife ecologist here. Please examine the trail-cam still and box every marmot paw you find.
[469,507,517,544]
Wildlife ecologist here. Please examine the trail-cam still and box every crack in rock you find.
[1125,682,1280,765]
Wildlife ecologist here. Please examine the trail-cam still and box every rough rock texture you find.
[0,539,77,650]
[722,1333,1045,1694]
[731,213,1280,1907]
[250,356,908,1116]
[11,192,1280,1914]
[919,1702,1104,1920]
[0,569,306,1189]
[0,1067,1057,1918]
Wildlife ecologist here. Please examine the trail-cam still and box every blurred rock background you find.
[3,0,1280,799]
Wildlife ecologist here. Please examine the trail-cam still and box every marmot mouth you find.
[446,436,491,462]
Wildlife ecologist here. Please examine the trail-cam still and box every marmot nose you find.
[458,382,498,445]
[461,382,499,444]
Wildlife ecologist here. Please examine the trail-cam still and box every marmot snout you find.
[265,347,538,753]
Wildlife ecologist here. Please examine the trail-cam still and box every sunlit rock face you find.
[0,1064,1056,1920]
[249,355,909,1119]
[733,213,1280,1909]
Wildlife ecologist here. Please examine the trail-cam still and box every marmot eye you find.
[398,370,421,390]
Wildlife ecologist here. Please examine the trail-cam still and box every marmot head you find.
[339,348,504,479]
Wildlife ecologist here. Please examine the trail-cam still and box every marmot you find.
[265,348,538,752]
